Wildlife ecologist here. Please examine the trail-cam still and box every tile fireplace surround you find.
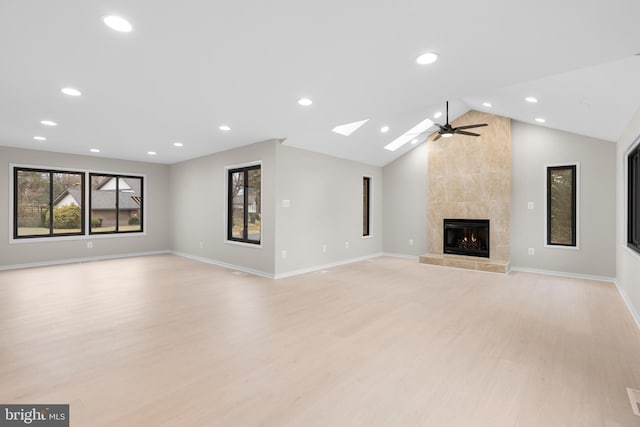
[420,110,511,273]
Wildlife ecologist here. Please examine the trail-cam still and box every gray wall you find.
[616,107,640,322]
[0,146,171,268]
[169,140,278,276]
[382,142,428,256]
[274,144,383,276]
[510,121,616,277]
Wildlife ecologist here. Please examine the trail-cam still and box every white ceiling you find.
[1,0,639,166]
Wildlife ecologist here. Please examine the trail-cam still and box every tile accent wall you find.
[427,110,511,262]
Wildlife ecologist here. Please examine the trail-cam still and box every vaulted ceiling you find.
[1,0,639,166]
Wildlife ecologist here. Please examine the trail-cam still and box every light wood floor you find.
[1,255,639,426]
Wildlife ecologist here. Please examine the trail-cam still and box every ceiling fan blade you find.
[456,130,481,137]
[433,133,442,141]
[455,123,488,130]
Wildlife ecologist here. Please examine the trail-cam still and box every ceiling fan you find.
[432,101,488,141]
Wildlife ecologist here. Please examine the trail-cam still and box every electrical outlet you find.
[345,241,349,249]
[282,199,290,208]
[322,244,327,253]
[527,202,534,210]
[409,239,414,246]
[281,250,287,259]
[87,241,93,249]
[199,241,204,249]
[528,248,535,255]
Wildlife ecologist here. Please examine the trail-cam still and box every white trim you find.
[615,280,640,331]
[9,163,147,244]
[510,266,614,283]
[543,161,580,250]
[171,251,273,279]
[224,160,263,248]
[0,250,169,271]
[382,252,420,260]
[274,252,384,279]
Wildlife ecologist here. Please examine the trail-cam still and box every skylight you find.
[331,119,369,136]
[384,118,434,151]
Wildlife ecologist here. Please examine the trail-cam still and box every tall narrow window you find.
[13,167,85,239]
[547,164,577,247]
[89,174,143,234]
[363,177,371,237]
[228,165,261,244]
[628,144,640,254]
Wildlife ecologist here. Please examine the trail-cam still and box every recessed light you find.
[535,117,546,123]
[147,151,156,155]
[219,125,231,131]
[61,87,82,97]
[525,96,538,103]
[380,125,390,133]
[332,119,369,136]
[298,97,313,106]
[173,142,184,147]
[40,120,57,126]
[103,15,133,33]
[90,148,100,153]
[33,136,46,141]
[433,111,442,119]
[411,138,419,145]
[483,102,492,107]
[416,52,439,65]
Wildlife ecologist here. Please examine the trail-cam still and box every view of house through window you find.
[363,177,371,237]
[14,168,85,238]
[90,174,143,234]
[228,165,261,244]
[628,144,640,254]
[547,164,577,246]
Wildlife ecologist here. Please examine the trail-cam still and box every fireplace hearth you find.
[443,219,490,258]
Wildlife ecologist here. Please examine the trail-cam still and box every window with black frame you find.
[547,164,577,247]
[13,167,85,239]
[227,165,261,244]
[363,177,371,237]
[89,174,143,234]
[628,144,640,254]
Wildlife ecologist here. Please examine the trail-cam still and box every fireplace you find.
[443,219,490,258]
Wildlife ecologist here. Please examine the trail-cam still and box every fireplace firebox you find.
[443,219,490,258]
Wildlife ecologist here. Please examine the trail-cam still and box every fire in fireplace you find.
[443,219,490,258]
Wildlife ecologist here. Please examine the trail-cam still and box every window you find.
[14,167,85,239]
[546,164,577,247]
[227,165,261,244]
[89,174,143,234]
[363,177,371,237]
[629,144,640,254]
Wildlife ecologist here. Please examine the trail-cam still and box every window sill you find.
[225,240,262,249]
[9,232,146,244]
[543,244,580,251]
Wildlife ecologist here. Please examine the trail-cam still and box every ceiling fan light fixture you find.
[441,132,453,138]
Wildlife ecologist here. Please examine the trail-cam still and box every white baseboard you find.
[615,280,640,331]
[274,252,385,279]
[510,266,615,283]
[0,250,171,271]
[382,252,420,261]
[170,251,275,279]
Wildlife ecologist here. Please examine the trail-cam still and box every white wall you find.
[510,121,616,278]
[274,144,383,276]
[616,107,640,323]
[169,140,278,276]
[382,142,428,257]
[0,146,171,268]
